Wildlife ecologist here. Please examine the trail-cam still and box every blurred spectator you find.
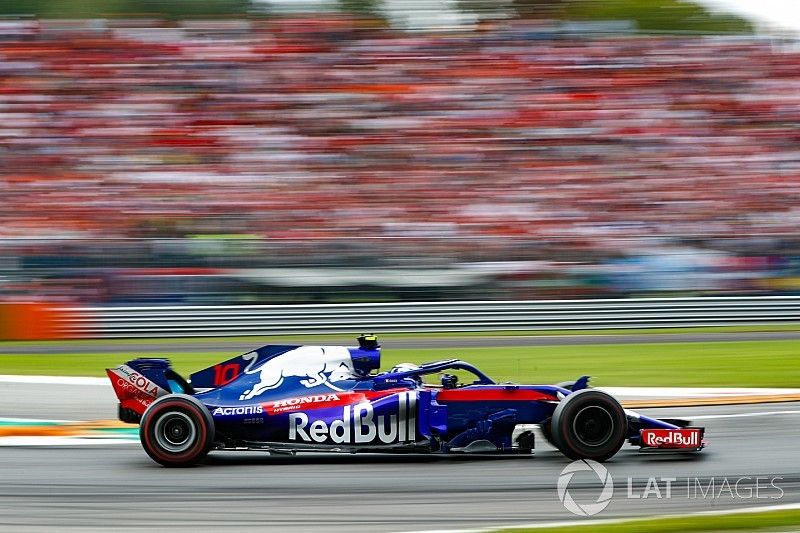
[1,17,799,302]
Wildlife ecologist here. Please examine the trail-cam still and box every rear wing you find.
[106,359,192,421]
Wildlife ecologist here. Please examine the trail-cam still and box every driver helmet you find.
[390,362,422,386]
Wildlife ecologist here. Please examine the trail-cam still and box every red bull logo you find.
[289,392,416,445]
[239,346,355,401]
[641,428,702,448]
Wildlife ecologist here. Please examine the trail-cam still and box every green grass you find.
[2,339,799,387]
[563,0,753,34]
[494,507,800,533]
[0,0,249,18]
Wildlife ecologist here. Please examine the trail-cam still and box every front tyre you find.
[550,389,626,462]
[140,394,214,467]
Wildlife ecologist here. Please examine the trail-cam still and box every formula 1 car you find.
[107,335,705,467]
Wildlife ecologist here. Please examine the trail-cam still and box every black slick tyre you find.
[550,389,627,462]
[140,394,214,467]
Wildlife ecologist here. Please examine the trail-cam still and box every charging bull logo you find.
[239,346,355,401]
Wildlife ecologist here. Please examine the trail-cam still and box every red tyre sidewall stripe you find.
[143,400,208,462]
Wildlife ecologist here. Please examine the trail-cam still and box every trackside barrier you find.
[0,303,75,341]
[45,296,800,338]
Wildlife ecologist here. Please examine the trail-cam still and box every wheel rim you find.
[572,405,614,447]
[154,411,196,453]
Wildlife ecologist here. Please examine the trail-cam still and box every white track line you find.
[0,375,107,385]
[691,410,800,420]
[396,502,800,533]
[601,386,800,397]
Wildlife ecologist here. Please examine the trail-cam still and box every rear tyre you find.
[550,389,627,462]
[140,394,214,467]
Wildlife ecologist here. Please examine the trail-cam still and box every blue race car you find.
[107,335,705,467]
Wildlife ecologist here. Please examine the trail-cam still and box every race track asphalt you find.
[2,332,800,532]
[1,399,799,532]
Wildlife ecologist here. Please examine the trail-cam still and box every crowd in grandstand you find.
[1,17,800,301]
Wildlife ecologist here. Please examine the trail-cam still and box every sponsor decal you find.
[289,392,416,445]
[212,405,264,416]
[212,363,241,387]
[267,393,342,414]
[239,346,355,401]
[640,428,702,449]
[110,365,164,399]
[107,365,169,414]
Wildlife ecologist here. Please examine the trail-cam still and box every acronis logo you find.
[213,405,264,416]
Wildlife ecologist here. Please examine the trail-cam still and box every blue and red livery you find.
[106,335,705,467]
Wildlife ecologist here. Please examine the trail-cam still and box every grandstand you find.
[1,17,799,302]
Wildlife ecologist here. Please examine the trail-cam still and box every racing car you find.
[107,335,705,467]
